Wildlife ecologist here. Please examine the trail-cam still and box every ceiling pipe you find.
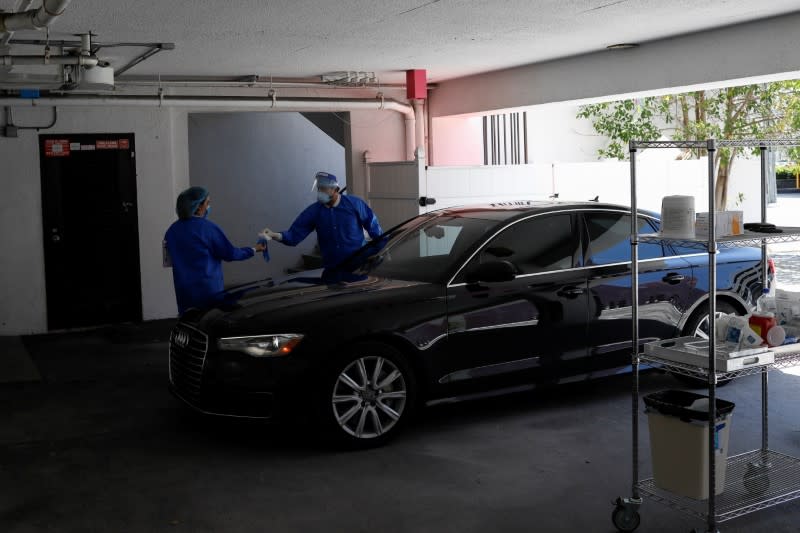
[0,94,418,160]
[0,0,72,34]
[412,99,425,158]
[1,55,98,67]
[0,0,34,46]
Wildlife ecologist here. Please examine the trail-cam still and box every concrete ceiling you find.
[2,0,800,83]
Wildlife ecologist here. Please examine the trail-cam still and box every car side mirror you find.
[465,261,517,284]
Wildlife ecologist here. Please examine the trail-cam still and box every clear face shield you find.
[311,173,339,203]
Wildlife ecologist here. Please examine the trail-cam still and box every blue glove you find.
[257,238,270,262]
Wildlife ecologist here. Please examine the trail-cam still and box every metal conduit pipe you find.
[0,55,99,67]
[412,99,425,157]
[0,0,71,33]
[1,0,34,46]
[0,95,417,160]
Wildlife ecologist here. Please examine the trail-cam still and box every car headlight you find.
[217,334,304,357]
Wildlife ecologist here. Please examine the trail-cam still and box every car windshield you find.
[338,212,505,283]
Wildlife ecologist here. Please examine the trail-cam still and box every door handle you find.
[558,286,586,298]
[51,234,61,242]
[662,273,685,284]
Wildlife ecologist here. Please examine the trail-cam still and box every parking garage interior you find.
[3,2,800,532]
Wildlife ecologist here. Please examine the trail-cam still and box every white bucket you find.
[660,195,695,239]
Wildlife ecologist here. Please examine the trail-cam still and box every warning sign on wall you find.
[96,140,119,150]
[44,139,71,157]
[118,139,130,150]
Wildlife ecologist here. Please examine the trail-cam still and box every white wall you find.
[426,164,552,210]
[430,12,800,117]
[424,156,763,221]
[188,112,346,285]
[430,104,628,167]
[0,106,188,334]
[526,104,607,163]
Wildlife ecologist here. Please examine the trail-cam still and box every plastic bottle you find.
[756,288,776,314]
[750,288,777,343]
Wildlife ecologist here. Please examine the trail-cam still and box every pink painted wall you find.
[431,115,484,166]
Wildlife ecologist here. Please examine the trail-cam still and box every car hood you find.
[206,270,431,322]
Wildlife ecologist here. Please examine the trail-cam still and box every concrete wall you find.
[0,100,411,334]
[430,12,800,117]
[187,112,346,285]
[431,104,626,167]
[0,106,188,334]
[431,115,484,166]
[526,104,607,163]
[346,109,408,200]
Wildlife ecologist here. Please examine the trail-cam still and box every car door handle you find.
[662,273,685,284]
[558,286,586,298]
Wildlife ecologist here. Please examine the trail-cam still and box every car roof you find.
[429,200,660,221]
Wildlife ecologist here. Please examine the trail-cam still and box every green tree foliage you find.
[577,81,800,209]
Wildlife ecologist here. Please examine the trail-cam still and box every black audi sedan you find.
[169,201,764,446]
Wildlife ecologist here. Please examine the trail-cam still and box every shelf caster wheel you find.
[612,498,641,533]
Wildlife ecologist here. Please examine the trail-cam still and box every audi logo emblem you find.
[174,331,190,348]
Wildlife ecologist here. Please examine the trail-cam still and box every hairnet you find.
[176,186,209,220]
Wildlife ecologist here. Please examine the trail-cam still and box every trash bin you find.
[644,389,735,500]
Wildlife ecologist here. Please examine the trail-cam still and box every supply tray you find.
[641,342,800,380]
[644,337,774,373]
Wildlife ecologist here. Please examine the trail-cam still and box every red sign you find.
[118,139,130,150]
[44,139,70,157]
[96,140,119,150]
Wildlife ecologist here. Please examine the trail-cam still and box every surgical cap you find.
[315,172,339,189]
[176,186,209,220]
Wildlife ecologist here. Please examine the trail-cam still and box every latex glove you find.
[259,227,282,241]
[255,242,267,253]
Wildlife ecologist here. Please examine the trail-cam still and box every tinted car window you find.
[646,218,698,256]
[364,215,500,283]
[585,212,663,265]
[474,214,577,275]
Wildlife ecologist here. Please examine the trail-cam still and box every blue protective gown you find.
[164,217,255,314]
[279,195,383,269]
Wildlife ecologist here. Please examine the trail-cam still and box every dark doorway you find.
[39,133,142,330]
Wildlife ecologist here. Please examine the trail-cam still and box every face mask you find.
[204,205,212,218]
[317,191,331,204]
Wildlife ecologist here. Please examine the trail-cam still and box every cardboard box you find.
[695,211,743,237]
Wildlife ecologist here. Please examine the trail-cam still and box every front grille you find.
[169,323,209,404]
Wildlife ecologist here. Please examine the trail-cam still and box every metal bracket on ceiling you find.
[268,88,276,108]
[377,92,385,110]
[158,86,164,107]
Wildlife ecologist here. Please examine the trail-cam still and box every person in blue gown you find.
[261,172,382,281]
[164,186,266,315]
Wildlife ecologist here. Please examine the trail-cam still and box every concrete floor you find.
[2,322,800,533]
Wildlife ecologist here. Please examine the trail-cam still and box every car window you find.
[646,218,698,256]
[471,214,577,275]
[365,215,500,282]
[419,224,464,257]
[585,212,663,265]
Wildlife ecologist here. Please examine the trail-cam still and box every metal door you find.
[40,133,142,330]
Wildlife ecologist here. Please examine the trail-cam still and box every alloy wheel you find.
[331,356,408,439]
[693,311,729,339]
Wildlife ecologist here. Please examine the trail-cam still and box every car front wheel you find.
[320,343,417,448]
